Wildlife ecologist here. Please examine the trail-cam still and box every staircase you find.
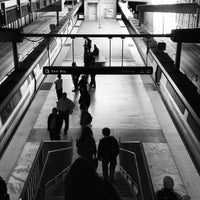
[112,172,137,200]
[45,171,136,200]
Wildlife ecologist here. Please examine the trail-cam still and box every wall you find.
[84,0,116,20]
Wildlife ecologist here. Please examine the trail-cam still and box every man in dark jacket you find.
[47,107,63,140]
[98,127,119,182]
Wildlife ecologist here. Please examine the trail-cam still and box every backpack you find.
[80,111,93,126]
[87,112,93,124]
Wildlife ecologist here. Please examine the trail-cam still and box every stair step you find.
[111,172,136,199]
[46,172,136,200]
[47,196,65,200]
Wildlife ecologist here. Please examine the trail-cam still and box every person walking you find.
[47,107,63,140]
[71,62,80,92]
[78,87,90,110]
[98,127,119,182]
[156,176,191,200]
[88,53,96,88]
[78,75,88,92]
[57,92,75,135]
[54,74,63,100]
[76,127,96,162]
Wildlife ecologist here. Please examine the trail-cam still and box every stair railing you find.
[33,146,73,200]
[18,141,73,200]
[119,147,144,200]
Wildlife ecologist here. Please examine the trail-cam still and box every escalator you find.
[19,141,155,200]
[45,171,136,200]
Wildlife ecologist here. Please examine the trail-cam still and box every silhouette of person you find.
[80,108,93,130]
[47,107,63,140]
[92,44,99,58]
[87,53,96,88]
[64,157,108,200]
[78,87,90,110]
[71,62,80,92]
[57,92,75,135]
[98,127,119,182]
[156,176,191,200]
[78,75,88,92]
[54,74,63,100]
[76,127,96,161]
[86,37,92,52]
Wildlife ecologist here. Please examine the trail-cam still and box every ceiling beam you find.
[136,3,198,14]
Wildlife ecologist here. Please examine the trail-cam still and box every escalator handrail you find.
[44,146,73,188]
[138,142,155,200]
[33,146,73,200]
[119,147,144,200]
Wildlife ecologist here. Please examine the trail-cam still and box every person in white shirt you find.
[54,74,63,100]
[57,92,75,135]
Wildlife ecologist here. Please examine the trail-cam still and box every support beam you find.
[37,1,62,12]
[0,28,23,42]
[171,28,200,43]
[175,42,182,71]
[12,42,20,70]
[136,3,198,14]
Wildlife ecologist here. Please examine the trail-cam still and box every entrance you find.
[88,3,97,20]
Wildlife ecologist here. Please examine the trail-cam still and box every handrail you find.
[119,147,144,200]
[138,142,155,199]
[18,142,73,200]
[119,142,156,200]
[43,146,73,187]
[33,146,73,200]
[19,141,44,200]
[22,33,172,38]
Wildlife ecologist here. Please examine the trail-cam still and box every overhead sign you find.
[43,66,153,75]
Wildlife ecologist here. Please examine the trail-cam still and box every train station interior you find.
[0,0,200,200]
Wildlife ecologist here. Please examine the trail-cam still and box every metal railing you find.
[119,147,144,200]
[33,146,73,200]
[119,142,155,200]
[18,142,44,200]
[19,141,73,200]
[21,33,171,68]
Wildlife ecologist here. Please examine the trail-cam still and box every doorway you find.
[88,3,97,20]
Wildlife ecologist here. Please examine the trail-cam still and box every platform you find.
[0,19,199,200]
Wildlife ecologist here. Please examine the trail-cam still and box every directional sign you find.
[43,66,153,75]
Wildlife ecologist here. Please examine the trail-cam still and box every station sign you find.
[43,66,153,75]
